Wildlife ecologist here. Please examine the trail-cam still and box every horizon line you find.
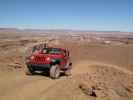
[0,26,132,33]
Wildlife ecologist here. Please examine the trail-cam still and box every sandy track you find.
[0,71,64,100]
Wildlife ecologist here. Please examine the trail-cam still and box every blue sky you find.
[0,0,133,32]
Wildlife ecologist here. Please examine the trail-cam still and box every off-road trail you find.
[0,71,65,100]
[0,61,133,100]
[73,61,133,75]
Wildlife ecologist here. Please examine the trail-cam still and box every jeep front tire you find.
[25,65,34,75]
[50,65,60,79]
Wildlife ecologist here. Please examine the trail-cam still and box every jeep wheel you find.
[50,65,60,79]
[25,66,34,75]
[65,69,71,76]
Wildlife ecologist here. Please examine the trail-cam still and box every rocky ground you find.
[0,31,133,100]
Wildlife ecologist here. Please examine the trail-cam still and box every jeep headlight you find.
[46,57,50,61]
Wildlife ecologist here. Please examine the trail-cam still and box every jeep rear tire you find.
[50,65,60,79]
[65,69,71,76]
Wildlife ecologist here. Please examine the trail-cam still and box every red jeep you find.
[25,44,72,79]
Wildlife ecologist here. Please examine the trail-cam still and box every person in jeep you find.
[25,45,72,79]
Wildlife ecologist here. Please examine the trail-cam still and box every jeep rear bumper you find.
[26,63,51,71]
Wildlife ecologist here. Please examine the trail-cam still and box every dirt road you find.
[0,71,64,100]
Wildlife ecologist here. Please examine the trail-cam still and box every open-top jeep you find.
[25,44,72,79]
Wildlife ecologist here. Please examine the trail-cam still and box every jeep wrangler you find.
[25,44,72,79]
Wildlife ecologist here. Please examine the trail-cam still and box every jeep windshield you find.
[42,48,61,54]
